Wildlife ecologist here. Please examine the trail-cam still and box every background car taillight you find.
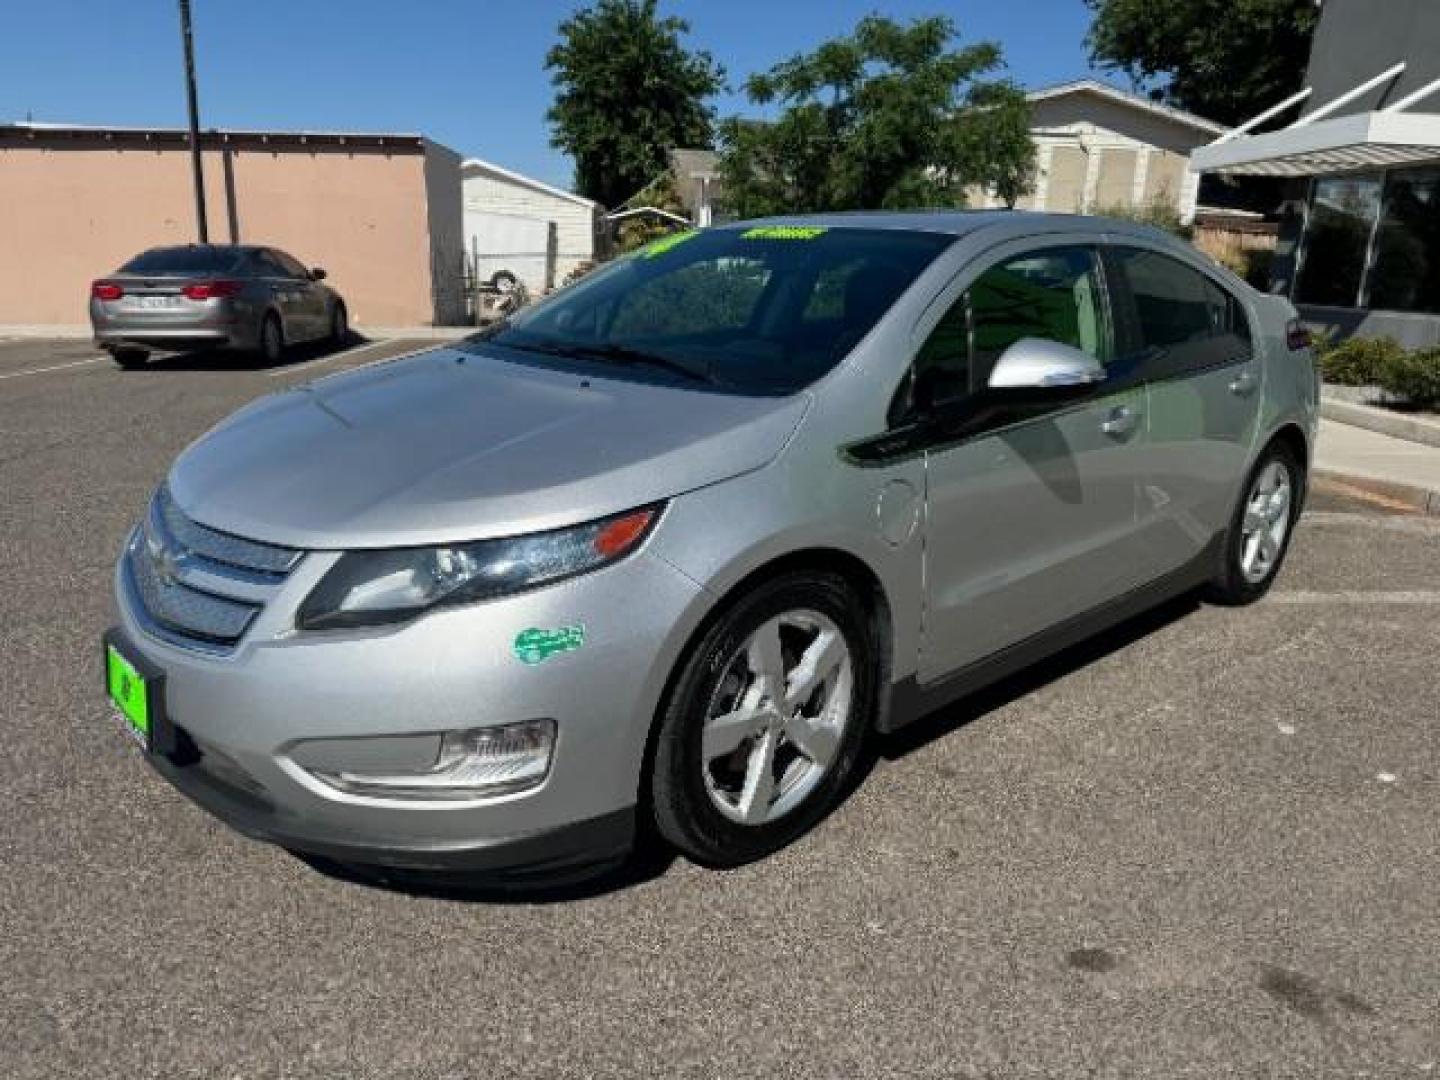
[181,280,243,301]
[1286,319,1312,352]
[91,282,123,301]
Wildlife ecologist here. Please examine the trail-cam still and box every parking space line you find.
[1269,590,1440,604]
[265,339,398,378]
[0,357,106,381]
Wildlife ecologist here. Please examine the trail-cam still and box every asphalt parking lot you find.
[1,337,1436,1078]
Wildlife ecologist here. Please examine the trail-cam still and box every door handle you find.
[1229,370,1258,396]
[1100,405,1139,438]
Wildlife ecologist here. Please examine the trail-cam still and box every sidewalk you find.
[1315,417,1440,515]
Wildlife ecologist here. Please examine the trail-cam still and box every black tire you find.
[109,347,149,370]
[489,270,519,294]
[329,301,348,345]
[258,312,284,364]
[650,571,877,868]
[1204,440,1303,606]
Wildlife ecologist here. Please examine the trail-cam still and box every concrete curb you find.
[1320,394,1440,449]
[1313,468,1440,516]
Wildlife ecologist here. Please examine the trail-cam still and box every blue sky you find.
[1,1,1100,189]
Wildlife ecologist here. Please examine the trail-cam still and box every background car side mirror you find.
[986,338,1105,395]
[309,267,327,281]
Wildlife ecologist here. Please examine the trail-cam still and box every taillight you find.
[92,282,123,301]
[1286,319,1311,352]
[181,280,243,300]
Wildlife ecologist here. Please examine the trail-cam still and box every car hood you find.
[168,346,810,549]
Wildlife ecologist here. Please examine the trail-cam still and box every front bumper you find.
[109,544,708,878]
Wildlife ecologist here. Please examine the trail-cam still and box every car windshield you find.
[119,247,245,275]
[470,226,954,395]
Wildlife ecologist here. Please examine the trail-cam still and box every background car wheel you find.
[650,571,877,868]
[1205,440,1303,606]
[488,270,519,294]
[109,348,149,370]
[259,313,284,364]
[329,301,348,345]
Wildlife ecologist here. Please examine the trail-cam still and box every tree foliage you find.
[547,0,724,208]
[1085,0,1318,126]
[717,16,1035,219]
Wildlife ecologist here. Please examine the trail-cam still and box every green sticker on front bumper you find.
[513,625,586,665]
[106,644,149,735]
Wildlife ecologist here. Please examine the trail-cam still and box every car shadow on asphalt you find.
[877,592,1201,762]
[117,331,367,373]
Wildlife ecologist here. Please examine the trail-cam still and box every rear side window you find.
[1110,247,1252,374]
[119,247,243,275]
[912,245,1108,407]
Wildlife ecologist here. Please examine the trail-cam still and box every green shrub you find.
[1375,347,1440,408]
[1316,335,1406,386]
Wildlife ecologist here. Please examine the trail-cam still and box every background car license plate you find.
[105,642,151,744]
[134,295,179,309]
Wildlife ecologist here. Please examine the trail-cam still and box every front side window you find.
[471,227,954,395]
[1111,246,1251,374]
[1295,175,1382,307]
[911,245,1107,409]
[270,250,311,279]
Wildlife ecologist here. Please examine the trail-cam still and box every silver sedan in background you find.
[91,244,348,368]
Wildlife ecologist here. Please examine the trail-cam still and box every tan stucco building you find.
[0,123,464,327]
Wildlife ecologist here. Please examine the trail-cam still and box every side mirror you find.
[310,267,327,281]
[987,337,1105,394]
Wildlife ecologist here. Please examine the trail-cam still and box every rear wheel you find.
[329,301,348,345]
[650,571,876,867]
[1205,441,1302,605]
[109,347,149,370]
[258,312,284,364]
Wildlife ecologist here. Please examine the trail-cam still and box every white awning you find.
[1191,110,1440,177]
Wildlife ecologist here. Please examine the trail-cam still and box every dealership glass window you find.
[1295,175,1381,307]
[1368,169,1440,314]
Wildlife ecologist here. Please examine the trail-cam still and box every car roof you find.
[721,209,1181,246]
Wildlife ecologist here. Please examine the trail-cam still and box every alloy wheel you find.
[700,610,854,826]
[1239,460,1293,584]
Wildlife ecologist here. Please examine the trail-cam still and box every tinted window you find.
[119,247,243,275]
[1368,168,1440,313]
[1295,175,1381,307]
[475,227,953,395]
[270,250,310,278]
[1112,247,1251,374]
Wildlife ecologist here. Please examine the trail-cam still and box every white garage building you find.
[461,157,603,294]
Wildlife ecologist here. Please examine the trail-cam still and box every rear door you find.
[913,238,1153,681]
[1104,244,1262,577]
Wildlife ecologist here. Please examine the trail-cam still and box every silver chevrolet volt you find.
[104,212,1317,880]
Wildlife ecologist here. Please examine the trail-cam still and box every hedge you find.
[1316,334,1440,408]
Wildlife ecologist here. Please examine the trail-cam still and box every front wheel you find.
[650,571,876,868]
[1205,441,1302,605]
[329,301,348,345]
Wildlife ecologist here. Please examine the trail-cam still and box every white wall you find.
[461,166,597,290]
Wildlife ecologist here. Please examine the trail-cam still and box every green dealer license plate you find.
[104,633,160,749]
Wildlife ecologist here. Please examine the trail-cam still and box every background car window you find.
[609,257,771,338]
[119,247,243,275]
[912,245,1106,409]
[1111,247,1252,372]
[248,251,291,278]
[271,250,311,279]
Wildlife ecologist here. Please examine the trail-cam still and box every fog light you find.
[312,719,556,801]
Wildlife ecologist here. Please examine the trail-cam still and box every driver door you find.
[914,239,1152,682]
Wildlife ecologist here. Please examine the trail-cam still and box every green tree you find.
[1085,0,1318,126]
[547,0,725,209]
[717,16,1035,219]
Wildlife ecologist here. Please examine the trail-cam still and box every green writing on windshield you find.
[740,226,828,241]
[638,230,700,259]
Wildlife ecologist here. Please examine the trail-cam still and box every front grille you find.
[123,486,303,653]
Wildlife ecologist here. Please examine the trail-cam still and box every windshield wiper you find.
[502,338,718,386]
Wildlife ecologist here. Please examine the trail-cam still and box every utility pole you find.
[178,0,209,242]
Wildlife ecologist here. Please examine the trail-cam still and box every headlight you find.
[296,505,660,631]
